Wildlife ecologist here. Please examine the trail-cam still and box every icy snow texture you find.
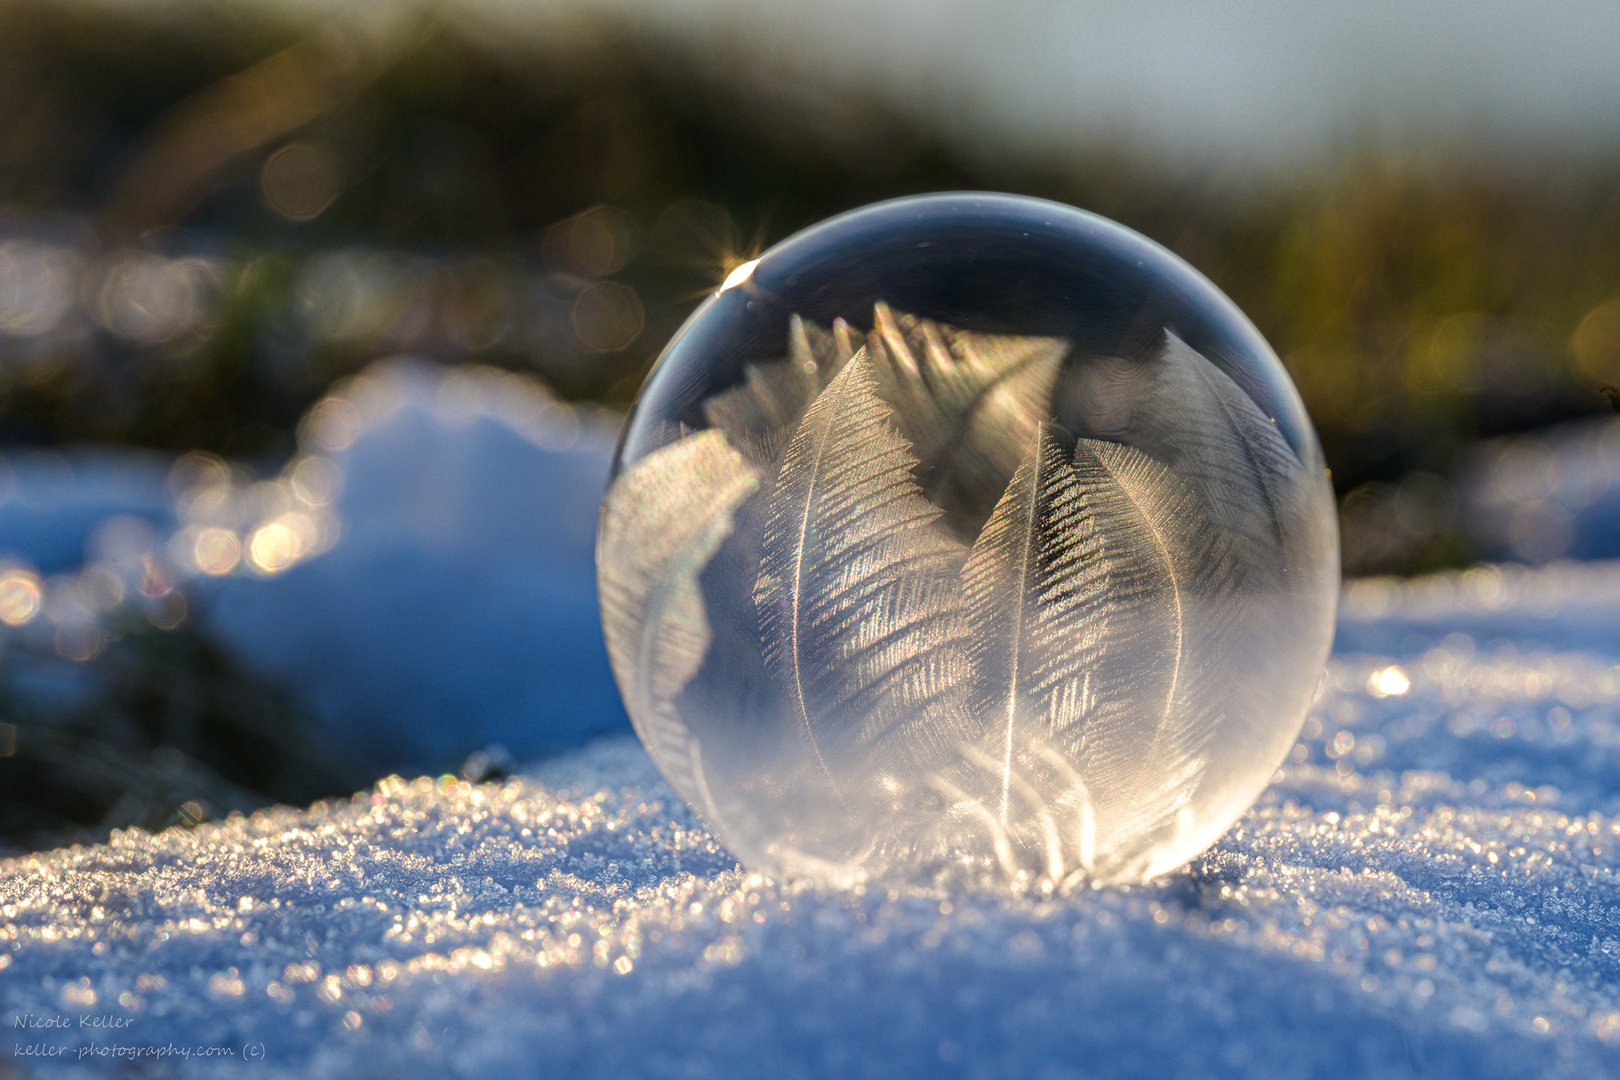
[6,563,1620,1077]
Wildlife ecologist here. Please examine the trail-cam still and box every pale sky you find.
[470,0,1620,171]
[111,0,1620,172]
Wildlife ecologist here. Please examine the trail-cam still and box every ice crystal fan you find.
[599,194,1338,888]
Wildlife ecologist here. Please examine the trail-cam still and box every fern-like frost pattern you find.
[602,306,1331,889]
[754,349,975,796]
[598,430,763,826]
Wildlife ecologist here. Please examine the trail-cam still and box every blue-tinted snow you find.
[1461,416,1620,565]
[197,361,631,771]
[0,451,173,575]
[0,359,631,774]
[6,561,1620,1078]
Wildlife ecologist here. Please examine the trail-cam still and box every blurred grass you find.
[0,609,365,855]
[0,2,1616,488]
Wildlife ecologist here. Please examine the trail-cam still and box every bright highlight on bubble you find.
[599,193,1339,889]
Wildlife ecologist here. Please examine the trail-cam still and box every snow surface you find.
[7,562,1620,1077]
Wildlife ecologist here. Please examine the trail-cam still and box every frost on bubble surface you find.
[7,562,1620,1077]
[601,283,1336,885]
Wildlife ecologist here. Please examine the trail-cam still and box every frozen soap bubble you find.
[599,193,1338,889]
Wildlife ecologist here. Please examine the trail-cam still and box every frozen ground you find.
[4,364,1620,1076]
[5,560,1620,1077]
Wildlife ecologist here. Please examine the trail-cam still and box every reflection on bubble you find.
[0,240,79,336]
[0,569,43,626]
[719,258,758,291]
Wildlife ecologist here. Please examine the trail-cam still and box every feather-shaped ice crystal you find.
[599,194,1338,889]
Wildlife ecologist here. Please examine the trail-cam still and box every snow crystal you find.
[6,564,1620,1078]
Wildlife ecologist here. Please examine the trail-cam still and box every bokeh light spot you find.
[1368,665,1412,697]
[55,625,105,663]
[0,240,79,336]
[303,397,363,452]
[169,451,233,498]
[1572,297,1620,383]
[543,206,636,279]
[93,251,221,344]
[297,250,433,344]
[137,553,177,599]
[192,528,242,576]
[290,455,343,505]
[148,591,187,631]
[0,569,43,626]
[261,142,345,222]
[249,519,303,574]
[571,281,643,351]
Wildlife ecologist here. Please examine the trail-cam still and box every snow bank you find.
[200,361,631,770]
[0,360,633,776]
[6,563,1620,1077]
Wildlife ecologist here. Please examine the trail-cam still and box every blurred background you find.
[2,0,1620,852]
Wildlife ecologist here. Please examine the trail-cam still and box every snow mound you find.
[203,359,631,770]
[6,565,1620,1078]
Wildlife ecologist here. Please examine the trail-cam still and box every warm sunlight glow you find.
[720,258,758,292]
[248,520,303,574]
[0,569,43,626]
[1368,665,1411,697]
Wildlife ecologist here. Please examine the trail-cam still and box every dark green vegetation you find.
[0,614,364,854]
[2,2,1618,489]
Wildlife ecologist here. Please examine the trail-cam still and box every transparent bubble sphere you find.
[599,193,1338,888]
